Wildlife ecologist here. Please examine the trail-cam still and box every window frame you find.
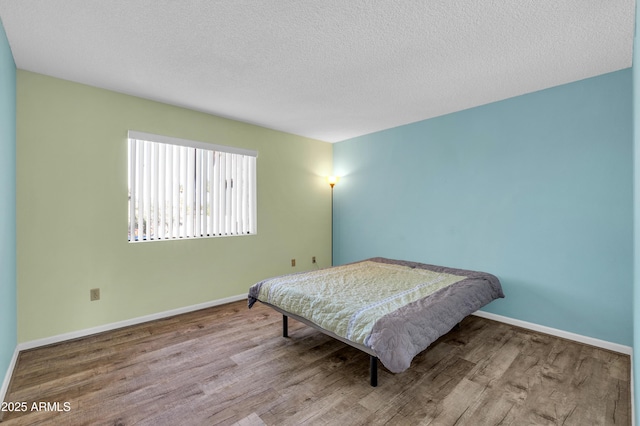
[127,131,258,242]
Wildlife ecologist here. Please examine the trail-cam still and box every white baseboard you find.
[16,299,633,356]
[473,310,633,355]
[1,346,19,405]
[18,294,248,352]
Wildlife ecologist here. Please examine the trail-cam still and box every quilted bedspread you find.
[248,257,504,373]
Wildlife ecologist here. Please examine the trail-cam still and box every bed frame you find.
[264,301,466,387]
[263,302,380,386]
[252,258,503,387]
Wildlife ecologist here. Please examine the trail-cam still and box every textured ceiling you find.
[0,1,635,142]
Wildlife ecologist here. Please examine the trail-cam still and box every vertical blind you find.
[128,131,257,242]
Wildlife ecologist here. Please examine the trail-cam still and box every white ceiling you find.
[0,1,635,142]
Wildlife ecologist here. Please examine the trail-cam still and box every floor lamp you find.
[327,176,339,266]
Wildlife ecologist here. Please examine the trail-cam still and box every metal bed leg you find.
[370,356,378,387]
[283,315,288,338]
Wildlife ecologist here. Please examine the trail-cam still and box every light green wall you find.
[17,70,332,342]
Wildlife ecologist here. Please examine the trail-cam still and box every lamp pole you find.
[330,181,335,266]
[327,176,339,266]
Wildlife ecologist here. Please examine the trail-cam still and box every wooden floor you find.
[1,301,631,425]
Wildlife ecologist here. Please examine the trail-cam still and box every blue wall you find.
[334,69,633,347]
[632,2,640,423]
[0,18,17,391]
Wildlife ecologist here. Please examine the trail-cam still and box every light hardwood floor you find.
[1,300,631,425]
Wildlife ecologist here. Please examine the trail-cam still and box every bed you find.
[248,257,504,386]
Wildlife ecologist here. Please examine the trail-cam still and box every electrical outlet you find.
[312,256,316,264]
[291,259,296,267]
[90,288,100,301]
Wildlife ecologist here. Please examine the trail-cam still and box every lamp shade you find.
[327,176,340,187]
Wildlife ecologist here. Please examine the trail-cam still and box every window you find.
[128,131,257,242]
